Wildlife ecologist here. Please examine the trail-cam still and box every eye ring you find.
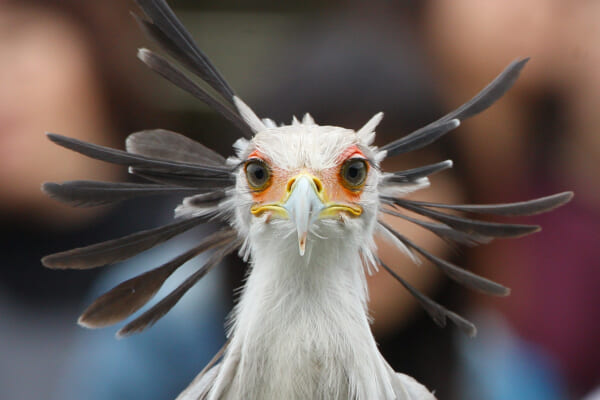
[340,158,369,190]
[244,159,271,191]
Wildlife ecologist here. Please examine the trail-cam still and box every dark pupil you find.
[346,161,365,184]
[247,162,267,187]
[253,168,264,181]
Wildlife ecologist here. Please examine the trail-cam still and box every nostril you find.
[313,178,323,194]
[286,178,296,193]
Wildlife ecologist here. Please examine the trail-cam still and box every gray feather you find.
[117,238,241,337]
[184,190,228,208]
[133,0,235,102]
[127,129,226,166]
[401,191,574,216]
[137,49,253,138]
[381,119,460,157]
[78,229,235,328]
[391,198,540,238]
[381,207,492,246]
[130,169,234,188]
[42,180,203,207]
[382,58,529,158]
[47,133,232,179]
[383,160,453,184]
[379,221,510,296]
[378,258,477,337]
[41,215,210,270]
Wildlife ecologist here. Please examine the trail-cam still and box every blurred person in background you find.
[422,1,600,399]
[0,1,227,399]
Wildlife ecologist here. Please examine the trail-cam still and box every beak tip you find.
[298,233,307,256]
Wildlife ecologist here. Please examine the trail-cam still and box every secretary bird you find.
[41,1,573,399]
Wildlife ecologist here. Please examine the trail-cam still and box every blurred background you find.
[0,0,598,399]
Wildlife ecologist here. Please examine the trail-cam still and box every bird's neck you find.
[221,235,394,399]
[235,235,370,336]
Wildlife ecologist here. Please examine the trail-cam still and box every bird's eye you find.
[341,158,368,190]
[245,159,271,191]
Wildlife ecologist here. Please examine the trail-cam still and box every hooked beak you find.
[283,175,325,256]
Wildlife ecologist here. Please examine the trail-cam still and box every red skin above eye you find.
[246,145,368,204]
[247,150,263,160]
[336,145,366,164]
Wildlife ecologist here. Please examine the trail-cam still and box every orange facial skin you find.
[245,150,288,204]
[245,146,370,213]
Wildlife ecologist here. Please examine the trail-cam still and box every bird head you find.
[229,114,384,259]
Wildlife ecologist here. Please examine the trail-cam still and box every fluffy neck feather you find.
[215,232,395,400]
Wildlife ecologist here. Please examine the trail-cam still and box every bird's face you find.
[230,120,383,257]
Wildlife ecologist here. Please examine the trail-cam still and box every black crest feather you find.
[381,58,529,158]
